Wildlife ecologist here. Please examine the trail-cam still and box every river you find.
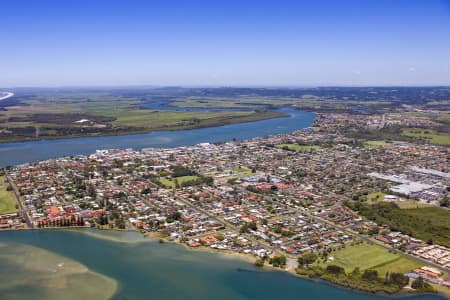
[0,230,444,300]
[0,107,314,167]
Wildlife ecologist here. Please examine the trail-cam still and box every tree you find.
[440,197,449,207]
[167,211,182,223]
[351,267,361,277]
[298,253,317,266]
[141,188,151,195]
[255,258,264,267]
[362,269,378,281]
[269,255,286,268]
[411,277,425,289]
[388,272,409,288]
[326,265,344,275]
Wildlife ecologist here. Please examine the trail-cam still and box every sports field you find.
[316,243,421,274]
[0,177,18,214]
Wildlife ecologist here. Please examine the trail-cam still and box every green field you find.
[159,176,199,188]
[401,128,450,145]
[233,165,253,175]
[317,243,400,272]
[316,243,421,275]
[373,256,422,276]
[364,141,392,148]
[0,177,18,214]
[276,143,320,152]
[395,199,433,209]
[365,192,432,209]
[366,192,386,202]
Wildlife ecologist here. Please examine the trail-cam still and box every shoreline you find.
[141,231,449,299]
[0,227,448,299]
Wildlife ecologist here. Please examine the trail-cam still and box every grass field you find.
[395,199,433,209]
[159,176,199,188]
[401,128,450,145]
[0,177,18,214]
[372,256,422,276]
[364,141,392,148]
[366,192,386,202]
[276,143,320,152]
[365,192,432,209]
[316,243,420,275]
[233,165,253,175]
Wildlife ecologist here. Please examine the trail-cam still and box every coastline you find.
[0,227,448,299]
[141,230,449,299]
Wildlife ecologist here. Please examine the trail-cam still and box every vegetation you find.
[365,192,386,203]
[373,256,422,276]
[269,255,286,268]
[401,128,450,145]
[0,176,18,214]
[276,143,320,152]
[240,221,257,233]
[297,253,318,266]
[346,201,450,247]
[296,264,412,294]
[363,140,392,148]
[254,258,265,267]
[411,277,435,292]
[159,176,200,188]
[233,165,252,175]
[0,90,287,143]
[315,243,402,272]
[364,192,431,209]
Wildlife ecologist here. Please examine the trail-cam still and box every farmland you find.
[0,91,286,143]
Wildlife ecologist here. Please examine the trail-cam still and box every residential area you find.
[1,112,449,293]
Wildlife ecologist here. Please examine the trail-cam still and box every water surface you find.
[0,108,314,167]
[0,230,444,300]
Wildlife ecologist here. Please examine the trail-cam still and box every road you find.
[0,92,14,101]
[5,175,33,228]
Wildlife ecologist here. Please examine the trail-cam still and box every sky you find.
[1,0,450,87]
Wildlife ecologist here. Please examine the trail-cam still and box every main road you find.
[5,175,33,228]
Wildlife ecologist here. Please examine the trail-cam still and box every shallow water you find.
[0,239,117,300]
[0,230,445,300]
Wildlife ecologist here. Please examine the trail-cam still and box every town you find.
[1,112,449,295]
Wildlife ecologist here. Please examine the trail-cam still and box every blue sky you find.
[1,0,449,87]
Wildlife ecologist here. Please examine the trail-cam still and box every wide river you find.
[0,230,444,300]
[0,108,314,167]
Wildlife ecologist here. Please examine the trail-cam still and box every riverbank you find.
[0,108,315,167]
[141,231,448,299]
[0,228,446,300]
[0,110,287,144]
